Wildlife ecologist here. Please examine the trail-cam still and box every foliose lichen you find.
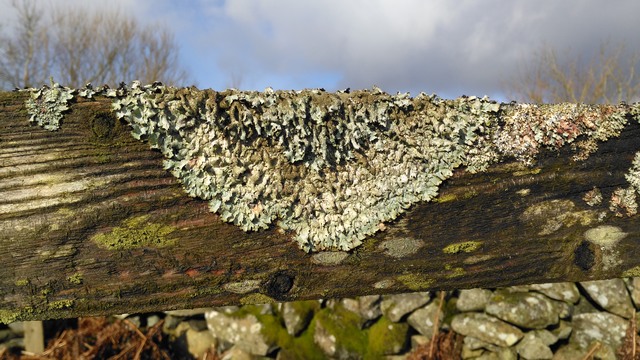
[23,81,639,252]
[108,83,504,251]
[25,80,75,131]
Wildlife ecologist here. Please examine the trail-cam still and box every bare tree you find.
[0,1,189,89]
[0,1,52,88]
[506,41,640,104]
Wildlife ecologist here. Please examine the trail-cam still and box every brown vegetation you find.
[0,0,188,89]
[506,41,640,104]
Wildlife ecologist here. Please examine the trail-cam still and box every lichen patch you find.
[311,251,349,265]
[520,200,599,236]
[443,241,482,254]
[223,280,262,294]
[379,237,424,258]
[584,225,627,247]
[91,215,176,250]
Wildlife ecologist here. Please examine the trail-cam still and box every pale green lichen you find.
[91,215,176,250]
[25,80,74,131]
[311,251,349,265]
[379,237,424,258]
[584,225,627,247]
[520,200,599,236]
[443,241,482,254]
[583,187,603,206]
[223,280,262,294]
[111,84,502,251]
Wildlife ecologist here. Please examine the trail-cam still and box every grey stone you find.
[457,288,493,312]
[205,309,278,356]
[221,345,258,360]
[553,342,617,360]
[528,282,580,303]
[475,349,517,360]
[461,344,485,359]
[462,338,517,360]
[184,328,217,359]
[476,352,501,360]
[627,277,640,308]
[358,295,382,321]
[0,329,15,342]
[451,313,523,347]
[515,332,553,359]
[463,335,501,352]
[7,322,23,336]
[580,279,634,318]
[163,314,182,332]
[411,335,430,349]
[188,318,208,332]
[570,312,628,350]
[282,300,318,336]
[381,292,430,322]
[485,290,563,329]
[530,329,558,346]
[314,319,346,359]
[550,320,572,341]
[572,295,600,316]
[146,314,161,328]
[493,348,518,360]
[340,295,381,326]
[407,300,444,338]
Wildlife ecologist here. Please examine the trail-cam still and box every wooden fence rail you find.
[1,87,639,322]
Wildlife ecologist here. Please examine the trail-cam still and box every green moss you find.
[315,305,369,356]
[278,316,325,360]
[397,274,434,291]
[67,273,83,285]
[367,316,409,357]
[91,215,176,250]
[443,241,482,254]
[14,279,30,286]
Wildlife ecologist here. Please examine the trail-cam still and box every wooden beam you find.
[1,90,640,322]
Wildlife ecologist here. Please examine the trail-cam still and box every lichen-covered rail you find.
[0,83,639,322]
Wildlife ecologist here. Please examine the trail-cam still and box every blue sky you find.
[1,0,639,100]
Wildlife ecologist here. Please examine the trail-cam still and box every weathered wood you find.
[1,91,639,322]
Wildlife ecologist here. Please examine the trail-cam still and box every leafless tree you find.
[506,41,640,104]
[0,1,189,89]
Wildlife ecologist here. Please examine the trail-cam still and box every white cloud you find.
[196,0,640,98]
[1,0,638,98]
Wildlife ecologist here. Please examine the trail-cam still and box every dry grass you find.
[618,311,640,360]
[407,291,462,360]
[0,317,181,360]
